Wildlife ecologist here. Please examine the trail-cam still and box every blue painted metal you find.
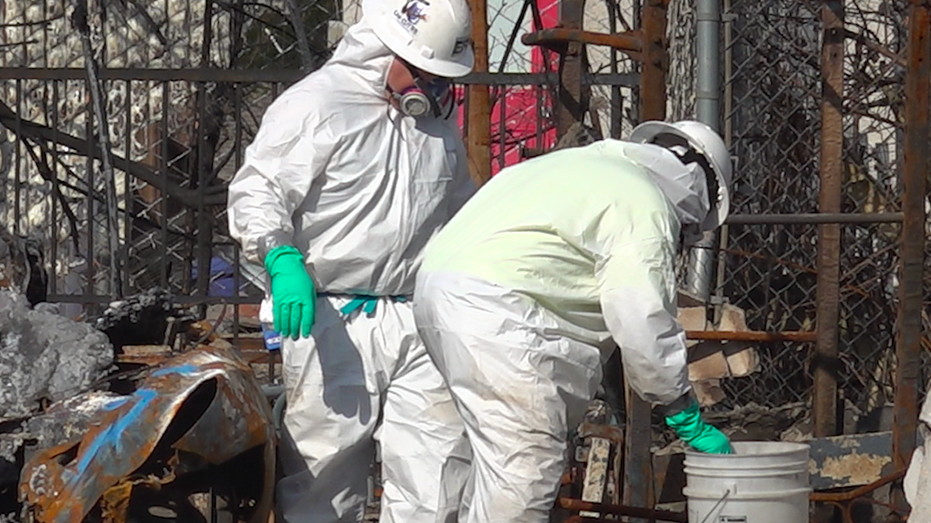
[19,345,275,523]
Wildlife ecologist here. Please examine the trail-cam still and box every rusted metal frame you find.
[726,212,903,225]
[894,0,930,489]
[466,0,491,186]
[623,378,654,523]
[607,0,623,139]
[522,28,643,57]
[559,498,687,522]
[638,0,667,122]
[0,98,226,208]
[686,330,816,342]
[811,468,909,522]
[195,0,215,308]
[497,82,507,170]
[810,468,906,503]
[623,3,667,522]
[554,0,587,137]
[814,0,844,439]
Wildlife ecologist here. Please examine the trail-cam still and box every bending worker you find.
[227,0,475,521]
[413,120,734,522]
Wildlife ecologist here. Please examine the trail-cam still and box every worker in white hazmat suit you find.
[413,120,734,523]
[226,0,475,520]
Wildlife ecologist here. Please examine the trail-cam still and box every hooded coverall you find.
[413,139,711,523]
[227,19,475,523]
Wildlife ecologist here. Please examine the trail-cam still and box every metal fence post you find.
[894,0,930,491]
[624,2,668,520]
[467,0,492,186]
[814,0,843,440]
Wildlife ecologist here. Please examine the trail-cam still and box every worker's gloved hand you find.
[664,398,733,454]
[265,245,316,340]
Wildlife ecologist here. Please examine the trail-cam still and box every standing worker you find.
[413,120,734,522]
[227,0,475,521]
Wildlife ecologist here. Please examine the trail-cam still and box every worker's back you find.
[421,139,682,336]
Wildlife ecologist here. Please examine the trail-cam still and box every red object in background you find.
[458,0,561,176]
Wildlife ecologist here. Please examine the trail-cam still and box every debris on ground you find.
[95,288,197,351]
[0,288,276,523]
[0,290,113,421]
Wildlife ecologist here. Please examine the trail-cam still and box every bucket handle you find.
[698,489,731,523]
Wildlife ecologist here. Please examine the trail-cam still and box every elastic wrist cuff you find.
[258,231,295,262]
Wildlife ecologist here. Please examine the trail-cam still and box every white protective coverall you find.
[413,139,710,522]
[227,19,474,523]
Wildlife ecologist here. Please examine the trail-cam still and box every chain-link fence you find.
[699,0,917,426]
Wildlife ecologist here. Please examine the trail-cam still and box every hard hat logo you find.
[453,38,469,56]
[396,0,430,34]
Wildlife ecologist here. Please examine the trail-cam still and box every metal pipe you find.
[466,0,492,186]
[894,0,929,476]
[685,330,816,343]
[814,0,844,439]
[521,28,643,53]
[726,212,903,225]
[559,498,687,522]
[626,4,668,521]
[555,0,586,137]
[684,0,722,302]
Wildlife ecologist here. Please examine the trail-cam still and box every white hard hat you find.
[630,120,733,231]
[363,0,474,78]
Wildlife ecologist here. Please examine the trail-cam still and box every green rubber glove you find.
[264,245,316,340]
[664,398,733,454]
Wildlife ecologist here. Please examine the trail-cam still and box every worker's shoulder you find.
[543,142,667,197]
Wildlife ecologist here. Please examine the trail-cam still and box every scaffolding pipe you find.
[894,0,929,480]
[814,0,844,440]
[466,0,492,186]
[684,0,721,302]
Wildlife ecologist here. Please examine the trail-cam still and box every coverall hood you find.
[326,18,395,98]
[615,141,710,242]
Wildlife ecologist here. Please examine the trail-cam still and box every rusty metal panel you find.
[814,0,844,439]
[19,345,275,523]
[808,431,894,490]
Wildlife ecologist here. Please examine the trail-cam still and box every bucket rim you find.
[682,460,809,471]
[684,441,810,459]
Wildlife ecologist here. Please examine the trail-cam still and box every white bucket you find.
[682,441,811,523]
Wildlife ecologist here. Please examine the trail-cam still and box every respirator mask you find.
[390,71,451,118]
